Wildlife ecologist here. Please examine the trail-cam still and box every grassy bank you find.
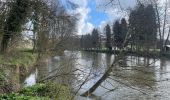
[0,50,73,99]
[0,50,37,67]
[0,83,72,100]
[0,50,37,93]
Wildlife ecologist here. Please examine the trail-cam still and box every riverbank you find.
[83,49,162,58]
[0,50,37,93]
[0,50,72,99]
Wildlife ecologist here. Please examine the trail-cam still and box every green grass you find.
[0,51,37,67]
[0,83,72,100]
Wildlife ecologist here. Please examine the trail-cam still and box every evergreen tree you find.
[129,9,137,50]
[91,29,99,48]
[128,4,157,52]
[120,18,128,47]
[144,4,157,51]
[80,35,84,48]
[113,20,123,49]
[105,24,112,50]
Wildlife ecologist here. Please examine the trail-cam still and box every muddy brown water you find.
[23,51,170,100]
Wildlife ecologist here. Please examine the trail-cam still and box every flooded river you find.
[23,51,170,100]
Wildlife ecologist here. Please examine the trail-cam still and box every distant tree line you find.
[81,4,159,54]
[80,29,100,49]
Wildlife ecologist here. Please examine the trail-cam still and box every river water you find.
[23,51,170,100]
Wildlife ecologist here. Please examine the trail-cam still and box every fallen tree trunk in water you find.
[81,69,111,96]
[81,57,119,97]
[81,31,131,96]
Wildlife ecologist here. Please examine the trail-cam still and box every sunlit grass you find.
[0,49,37,67]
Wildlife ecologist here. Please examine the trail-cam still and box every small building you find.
[164,45,170,52]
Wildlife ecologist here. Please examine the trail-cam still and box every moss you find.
[0,83,72,100]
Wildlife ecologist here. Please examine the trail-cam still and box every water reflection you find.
[23,51,170,100]
[24,70,37,87]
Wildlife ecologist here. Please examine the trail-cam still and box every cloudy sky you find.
[69,0,137,35]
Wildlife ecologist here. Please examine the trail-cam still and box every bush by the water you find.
[0,83,72,100]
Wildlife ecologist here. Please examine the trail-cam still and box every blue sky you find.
[69,0,137,35]
[87,0,108,27]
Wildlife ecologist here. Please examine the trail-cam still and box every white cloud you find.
[94,0,137,32]
[75,7,92,35]
[95,0,170,39]
[98,21,107,33]
[70,0,94,35]
[82,22,94,34]
[69,0,170,39]
[69,0,138,35]
[70,0,87,7]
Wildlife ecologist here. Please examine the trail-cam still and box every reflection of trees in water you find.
[36,52,170,98]
[112,56,157,89]
[160,58,166,70]
[158,58,167,80]
[143,57,150,66]
[36,53,77,89]
[52,55,77,88]
[81,51,93,61]
[81,53,170,98]
[90,53,104,79]
[91,53,99,68]
[106,54,112,67]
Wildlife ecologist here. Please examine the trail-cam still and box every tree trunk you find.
[1,34,10,53]
[81,56,120,96]
[81,69,111,96]
[164,28,170,47]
